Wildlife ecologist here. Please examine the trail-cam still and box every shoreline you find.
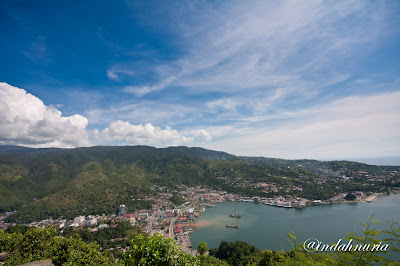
[187,192,399,253]
[360,193,381,202]
[193,192,389,227]
[338,193,382,204]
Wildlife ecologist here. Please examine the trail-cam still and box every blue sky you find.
[0,0,399,159]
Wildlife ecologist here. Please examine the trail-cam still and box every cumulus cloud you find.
[0,82,91,148]
[93,120,211,145]
[183,128,212,142]
[0,83,210,148]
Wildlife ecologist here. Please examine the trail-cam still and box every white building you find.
[74,216,85,225]
[87,218,98,226]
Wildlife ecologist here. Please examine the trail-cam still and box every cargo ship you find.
[226,224,239,228]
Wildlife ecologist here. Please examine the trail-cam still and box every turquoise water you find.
[190,194,400,254]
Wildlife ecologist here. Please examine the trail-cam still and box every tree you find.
[169,193,185,206]
[281,217,399,266]
[199,255,229,266]
[345,193,356,201]
[0,226,114,265]
[334,216,391,265]
[5,225,29,234]
[197,241,208,256]
[123,233,199,265]
[215,240,261,265]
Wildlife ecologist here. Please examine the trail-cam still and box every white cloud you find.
[94,120,211,145]
[182,128,212,142]
[118,0,388,98]
[122,76,177,96]
[0,83,211,148]
[204,91,400,159]
[107,68,118,80]
[106,66,135,81]
[85,100,199,127]
[0,82,91,148]
[206,98,239,112]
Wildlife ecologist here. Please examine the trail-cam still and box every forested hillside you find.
[1,145,399,223]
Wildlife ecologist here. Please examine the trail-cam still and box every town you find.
[2,180,399,255]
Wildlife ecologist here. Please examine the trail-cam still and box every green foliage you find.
[170,193,185,206]
[198,254,229,265]
[279,217,400,266]
[382,221,400,254]
[333,216,391,265]
[215,240,262,266]
[0,218,399,265]
[123,233,200,265]
[49,236,114,265]
[197,241,208,256]
[207,219,400,265]
[0,226,114,265]
[5,225,29,234]
[345,193,357,201]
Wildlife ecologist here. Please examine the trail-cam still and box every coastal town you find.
[1,183,398,255]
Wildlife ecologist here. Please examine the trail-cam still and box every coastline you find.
[187,191,396,252]
[189,193,400,252]
[340,193,382,204]
[361,193,381,202]
[193,192,387,228]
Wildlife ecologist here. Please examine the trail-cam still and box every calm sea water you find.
[190,193,400,254]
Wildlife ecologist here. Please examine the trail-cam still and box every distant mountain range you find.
[1,145,399,223]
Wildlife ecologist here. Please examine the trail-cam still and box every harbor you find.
[190,193,400,254]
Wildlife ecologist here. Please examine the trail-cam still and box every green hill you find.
[1,145,399,223]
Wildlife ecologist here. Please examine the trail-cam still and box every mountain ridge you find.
[1,145,399,223]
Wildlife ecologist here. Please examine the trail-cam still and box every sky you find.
[0,0,399,160]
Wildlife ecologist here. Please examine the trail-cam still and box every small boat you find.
[229,210,241,218]
[226,224,239,228]
[283,202,292,208]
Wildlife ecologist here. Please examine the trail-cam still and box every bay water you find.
[190,193,400,256]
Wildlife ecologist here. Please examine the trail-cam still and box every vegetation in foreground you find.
[0,217,399,265]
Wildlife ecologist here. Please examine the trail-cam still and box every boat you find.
[226,224,239,228]
[229,210,241,218]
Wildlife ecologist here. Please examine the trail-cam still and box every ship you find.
[226,224,239,228]
[229,210,241,218]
